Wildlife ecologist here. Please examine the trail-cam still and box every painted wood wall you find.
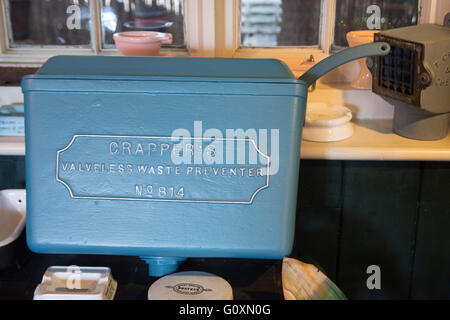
[293,160,450,299]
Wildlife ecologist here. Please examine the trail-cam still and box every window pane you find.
[101,0,185,48]
[8,0,92,47]
[240,0,321,47]
[333,0,419,49]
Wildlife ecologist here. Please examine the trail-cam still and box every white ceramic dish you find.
[0,189,26,248]
[148,271,233,300]
[303,103,354,142]
[34,266,117,300]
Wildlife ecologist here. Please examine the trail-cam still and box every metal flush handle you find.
[298,42,391,87]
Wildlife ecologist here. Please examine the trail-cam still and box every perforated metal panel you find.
[380,45,415,96]
[372,33,428,107]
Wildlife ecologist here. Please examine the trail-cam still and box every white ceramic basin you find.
[0,189,26,248]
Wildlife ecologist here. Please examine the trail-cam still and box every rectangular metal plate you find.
[372,34,424,107]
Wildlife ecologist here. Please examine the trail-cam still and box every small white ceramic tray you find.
[34,266,117,300]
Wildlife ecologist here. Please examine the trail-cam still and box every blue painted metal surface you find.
[22,43,390,277]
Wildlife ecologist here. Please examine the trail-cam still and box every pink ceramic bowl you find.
[113,31,173,56]
[346,30,378,47]
[346,30,379,89]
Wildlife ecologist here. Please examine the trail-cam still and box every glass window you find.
[8,0,92,47]
[240,0,321,47]
[333,0,419,49]
[101,0,185,49]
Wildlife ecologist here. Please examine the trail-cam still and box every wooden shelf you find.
[301,120,450,161]
[0,136,25,156]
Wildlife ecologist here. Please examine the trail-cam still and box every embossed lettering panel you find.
[57,135,270,204]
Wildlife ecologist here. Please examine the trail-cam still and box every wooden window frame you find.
[0,0,446,67]
[0,0,208,66]
[216,0,444,60]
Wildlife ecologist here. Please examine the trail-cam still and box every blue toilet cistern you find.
[22,42,390,277]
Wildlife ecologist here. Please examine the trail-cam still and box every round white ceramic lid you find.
[305,103,353,128]
[303,103,354,142]
[148,271,233,300]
